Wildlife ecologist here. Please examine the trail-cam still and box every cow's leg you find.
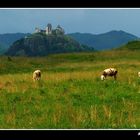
[114,75,117,80]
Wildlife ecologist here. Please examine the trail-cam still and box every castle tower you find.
[56,25,65,35]
[35,27,40,33]
[46,23,52,35]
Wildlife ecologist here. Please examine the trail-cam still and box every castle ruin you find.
[34,23,65,35]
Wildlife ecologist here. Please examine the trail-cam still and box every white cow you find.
[101,68,118,80]
[33,70,41,81]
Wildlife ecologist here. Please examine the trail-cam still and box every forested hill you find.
[0,33,30,54]
[5,32,94,56]
[116,40,140,50]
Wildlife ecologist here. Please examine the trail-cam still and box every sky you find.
[0,8,140,37]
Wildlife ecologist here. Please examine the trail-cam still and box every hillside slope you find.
[5,33,93,56]
[0,33,30,54]
[116,40,140,50]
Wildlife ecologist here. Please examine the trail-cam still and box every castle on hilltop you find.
[34,23,65,35]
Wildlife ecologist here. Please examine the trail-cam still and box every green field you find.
[1,50,140,128]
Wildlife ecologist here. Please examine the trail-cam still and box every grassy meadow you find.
[1,50,140,128]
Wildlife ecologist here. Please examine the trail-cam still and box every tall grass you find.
[0,50,140,128]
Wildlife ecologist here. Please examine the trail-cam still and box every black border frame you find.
[1,0,140,139]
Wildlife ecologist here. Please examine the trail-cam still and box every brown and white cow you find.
[33,70,41,81]
[101,68,118,80]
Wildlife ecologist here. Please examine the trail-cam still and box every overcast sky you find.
[0,8,140,37]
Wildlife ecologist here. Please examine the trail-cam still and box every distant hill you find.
[0,33,30,54]
[116,40,140,50]
[68,30,139,50]
[5,32,93,56]
[0,43,9,54]
[0,33,31,46]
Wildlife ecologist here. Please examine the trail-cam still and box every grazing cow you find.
[33,70,41,81]
[101,68,118,80]
[138,72,140,77]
